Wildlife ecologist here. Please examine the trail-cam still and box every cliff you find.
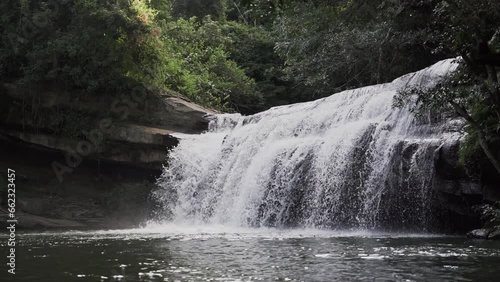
[0,83,214,229]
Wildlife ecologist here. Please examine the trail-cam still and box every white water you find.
[153,59,462,231]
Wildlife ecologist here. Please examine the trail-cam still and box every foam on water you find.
[13,227,500,282]
[152,59,462,231]
[19,224,450,240]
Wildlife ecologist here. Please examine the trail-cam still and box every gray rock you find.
[467,228,492,239]
[488,229,500,240]
[0,83,214,171]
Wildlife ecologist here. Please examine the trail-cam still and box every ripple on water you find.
[11,226,500,282]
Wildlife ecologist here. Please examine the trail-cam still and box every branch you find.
[448,99,477,125]
[449,100,500,175]
[232,1,248,25]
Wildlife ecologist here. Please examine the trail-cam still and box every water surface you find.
[4,225,500,282]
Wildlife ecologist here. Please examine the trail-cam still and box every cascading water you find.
[152,59,464,231]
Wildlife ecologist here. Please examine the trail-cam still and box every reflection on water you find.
[3,225,500,282]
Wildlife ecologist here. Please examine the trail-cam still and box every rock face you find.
[433,138,500,233]
[0,83,214,170]
[0,83,214,229]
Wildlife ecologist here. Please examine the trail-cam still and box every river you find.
[4,60,498,282]
[5,225,500,282]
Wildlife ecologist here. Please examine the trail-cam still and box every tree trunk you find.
[485,65,500,119]
[477,131,500,175]
[448,100,500,175]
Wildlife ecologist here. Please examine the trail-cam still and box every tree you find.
[0,0,167,92]
[0,0,264,112]
[394,0,500,176]
[171,0,228,21]
[228,0,284,26]
[273,0,444,100]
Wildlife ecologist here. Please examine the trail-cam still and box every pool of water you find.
[3,225,500,282]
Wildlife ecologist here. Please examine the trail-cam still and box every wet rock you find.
[435,141,462,180]
[432,140,485,232]
[488,229,500,240]
[483,185,500,202]
[467,229,492,239]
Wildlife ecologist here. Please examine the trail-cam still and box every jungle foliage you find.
[1,0,499,172]
[393,0,500,177]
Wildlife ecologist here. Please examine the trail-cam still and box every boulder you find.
[467,228,492,239]
[488,229,500,240]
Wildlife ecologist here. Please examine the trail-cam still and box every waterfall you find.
[152,59,463,231]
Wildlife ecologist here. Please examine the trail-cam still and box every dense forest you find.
[1,0,500,178]
[1,0,493,111]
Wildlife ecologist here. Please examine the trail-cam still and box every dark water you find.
[3,225,500,282]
